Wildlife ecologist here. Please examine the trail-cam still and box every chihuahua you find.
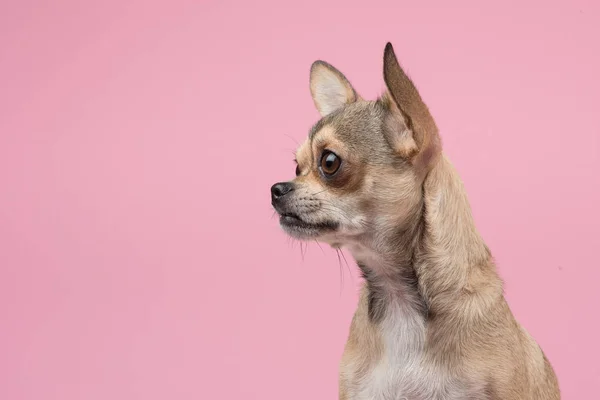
[270,43,560,400]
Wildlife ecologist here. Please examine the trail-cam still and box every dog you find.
[270,43,560,400]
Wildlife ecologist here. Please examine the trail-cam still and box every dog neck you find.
[347,154,502,322]
[347,198,427,323]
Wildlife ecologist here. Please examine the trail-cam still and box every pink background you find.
[1,1,599,399]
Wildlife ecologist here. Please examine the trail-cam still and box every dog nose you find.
[271,182,294,201]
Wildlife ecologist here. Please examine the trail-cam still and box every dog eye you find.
[320,151,341,176]
[295,164,301,176]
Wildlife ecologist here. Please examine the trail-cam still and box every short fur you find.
[271,43,560,400]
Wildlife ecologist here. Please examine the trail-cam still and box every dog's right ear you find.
[382,43,441,170]
[310,61,359,117]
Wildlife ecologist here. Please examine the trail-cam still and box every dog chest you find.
[342,305,475,400]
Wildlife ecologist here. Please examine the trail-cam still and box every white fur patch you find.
[343,247,482,400]
[344,304,479,399]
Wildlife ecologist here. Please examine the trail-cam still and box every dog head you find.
[271,43,441,249]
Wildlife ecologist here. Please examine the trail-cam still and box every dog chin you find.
[278,214,337,240]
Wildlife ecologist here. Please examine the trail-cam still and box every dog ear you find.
[310,61,359,117]
[382,43,441,168]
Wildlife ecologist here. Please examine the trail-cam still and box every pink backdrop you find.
[1,1,599,399]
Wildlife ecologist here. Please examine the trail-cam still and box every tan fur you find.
[340,155,559,399]
[271,43,560,399]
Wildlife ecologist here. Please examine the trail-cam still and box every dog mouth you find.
[278,212,338,236]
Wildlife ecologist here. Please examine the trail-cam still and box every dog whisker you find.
[311,188,330,196]
[314,240,326,255]
[284,134,299,146]
[336,248,344,295]
[339,249,354,286]
[300,242,308,261]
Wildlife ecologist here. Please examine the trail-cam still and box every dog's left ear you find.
[382,43,441,169]
[310,61,359,117]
